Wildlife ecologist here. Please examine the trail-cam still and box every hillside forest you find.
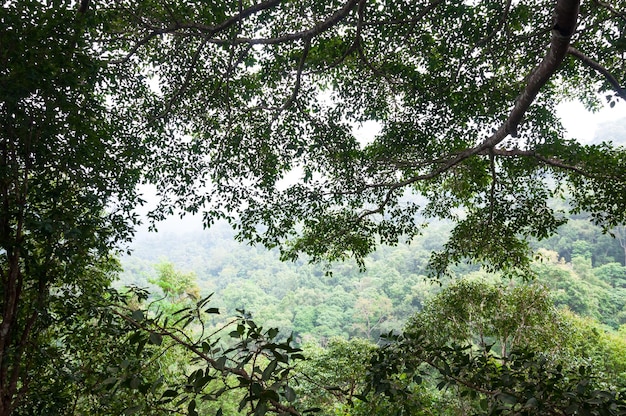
[110,191,626,414]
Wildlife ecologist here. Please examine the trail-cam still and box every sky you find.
[557,100,626,143]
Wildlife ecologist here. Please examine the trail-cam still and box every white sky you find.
[557,100,626,143]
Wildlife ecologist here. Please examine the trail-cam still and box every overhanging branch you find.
[568,46,626,101]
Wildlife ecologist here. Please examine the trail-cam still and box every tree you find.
[5,1,626,412]
[368,282,626,415]
[150,261,200,302]
[614,225,626,266]
[352,294,393,339]
[100,0,626,277]
[0,2,143,414]
[406,279,559,359]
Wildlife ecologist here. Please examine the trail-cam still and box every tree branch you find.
[568,46,626,101]
[359,0,580,196]
[475,0,513,48]
[592,0,626,21]
[109,0,282,65]
[281,38,311,111]
[485,147,591,177]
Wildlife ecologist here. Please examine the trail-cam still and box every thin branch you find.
[423,356,498,396]
[113,309,250,378]
[568,46,626,101]
[361,0,444,27]
[486,148,591,177]
[122,0,359,50]
[222,0,360,45]
[109,31,163,65]
[109,0,282,65]
[281,38,311,111]
[592,0,626,21]
[475,0,513,48]
[149,37,209,124]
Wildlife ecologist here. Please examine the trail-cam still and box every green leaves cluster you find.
[368,280,626,415]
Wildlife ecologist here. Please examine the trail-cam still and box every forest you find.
[2,0,626,415]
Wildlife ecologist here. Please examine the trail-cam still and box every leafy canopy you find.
[103,0,626,275]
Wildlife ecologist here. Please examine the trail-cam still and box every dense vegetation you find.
[2,0,626,415]
[120,215,626,340]
[108,213,626,415]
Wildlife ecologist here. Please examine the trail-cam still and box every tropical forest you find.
[2,1,626,415]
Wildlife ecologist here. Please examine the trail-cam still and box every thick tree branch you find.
[494,0,579,142]
[351,0,580,223]
[568,46,626,101]
[367,0,580,195]
[110,0,282,64]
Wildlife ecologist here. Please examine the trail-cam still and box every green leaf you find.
[149,332,163,345]
[188,399,198,416]
[131,310,144,321]
[497,393,518,405]
[215,356,227,371]
[254,401,267,416]
[162,389,178,398]
[262,360,278,381]
[284,385,296,402]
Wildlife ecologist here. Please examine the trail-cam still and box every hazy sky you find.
[558,100,625,143]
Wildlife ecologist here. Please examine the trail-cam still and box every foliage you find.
[294,338,377,413]
[149,261,201,302]
[109,287,306,416]
[369,283,626,416]
[5,1,626,414]
[100,0,626,277]
[121,218,626,342]
[0,2,142,413]
[406,279,559,358]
